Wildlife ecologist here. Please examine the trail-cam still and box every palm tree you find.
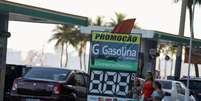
[175,0,201,77]
[93,16,105,26]
[133,23,141,29]
[158,45,177,78]
[78,34,89,71]
[168,46,177,75]
[175,0,201,38]
[49,25,79,67]
[109,12,126,26]
[77,16,105,71]
[109,12,140,29]
[49,26,65,67]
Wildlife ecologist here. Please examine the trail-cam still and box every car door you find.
[176,83,185,101]
[73,73,86,101]
[179,82,195,101]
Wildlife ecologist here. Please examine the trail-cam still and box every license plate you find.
[25,99,40,101]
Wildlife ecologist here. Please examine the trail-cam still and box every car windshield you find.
[23,67,70,82]
[180,80,201,89]
[157,80,172,89]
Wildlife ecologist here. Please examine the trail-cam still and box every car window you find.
[157,80,172,89]
[176,83,185,95]
[74,74,85,86]
[24,68,70,82]
[180,80,201,89]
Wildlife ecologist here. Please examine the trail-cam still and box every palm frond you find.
[174,0,201,8]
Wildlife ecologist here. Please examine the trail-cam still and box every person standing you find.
[143,72,154,101]
[152,81,164,101]
[132,78,142,100]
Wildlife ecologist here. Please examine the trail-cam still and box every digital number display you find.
[88,70,135,98]
[103,71,117,95]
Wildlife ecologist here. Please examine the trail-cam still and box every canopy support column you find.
[0,13,10,101]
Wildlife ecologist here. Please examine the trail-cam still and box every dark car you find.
[179,78,201,101]
[10,67,88,101]
[4,64,30,101]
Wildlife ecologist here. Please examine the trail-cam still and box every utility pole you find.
[175,0,188,79]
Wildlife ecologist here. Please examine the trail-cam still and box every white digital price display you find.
[88,70,135,98]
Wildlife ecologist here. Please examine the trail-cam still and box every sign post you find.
[185,0,196,101]
[87,31,141,101]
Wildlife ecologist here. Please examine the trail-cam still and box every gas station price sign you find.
[88,32,141,101]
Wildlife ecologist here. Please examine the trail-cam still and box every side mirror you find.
[164,92,171,96]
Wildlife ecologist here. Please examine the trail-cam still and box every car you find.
[4,64,30,101]
[180,78,201,101]
[156,79,196,101]
[10,67,88,101]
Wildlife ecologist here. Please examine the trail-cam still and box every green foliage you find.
[49,12,141,69]
[175,0,201,9]
[159,45,177,56]
[49,25,81,67]
[109,12,126,27]
[93,16,105,26]
[175,0,201,38]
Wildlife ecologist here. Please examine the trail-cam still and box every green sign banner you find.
[90,32,141,72]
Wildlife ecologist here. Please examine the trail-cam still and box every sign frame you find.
[89,31,142,72]
[87,31,142,101]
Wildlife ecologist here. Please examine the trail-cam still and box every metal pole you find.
[175,0,188,79]
[185,0,196,101]
[0,13,10,101]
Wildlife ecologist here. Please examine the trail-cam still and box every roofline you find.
[155,31,201,41]
[0,1,88,26]
[154,31,201,46]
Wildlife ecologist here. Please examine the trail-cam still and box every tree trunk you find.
[64,44,68,67]
[60,44,64,67]
[170,53,174,76]
[174,0,188,79]
[83,45,87,71]
[158,58,161,77]
[164,60,167,79]
[170,59,173,76]
[194,64,199,77]
[189,7,194,38]
[79,54,82,70]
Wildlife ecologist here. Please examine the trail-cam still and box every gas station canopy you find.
[80,26,201,46]
[0,1,88,26]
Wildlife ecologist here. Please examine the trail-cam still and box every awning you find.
[155,31,201,46]
[0,1,88,26]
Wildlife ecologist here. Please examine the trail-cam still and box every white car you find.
[156,79,196,101]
